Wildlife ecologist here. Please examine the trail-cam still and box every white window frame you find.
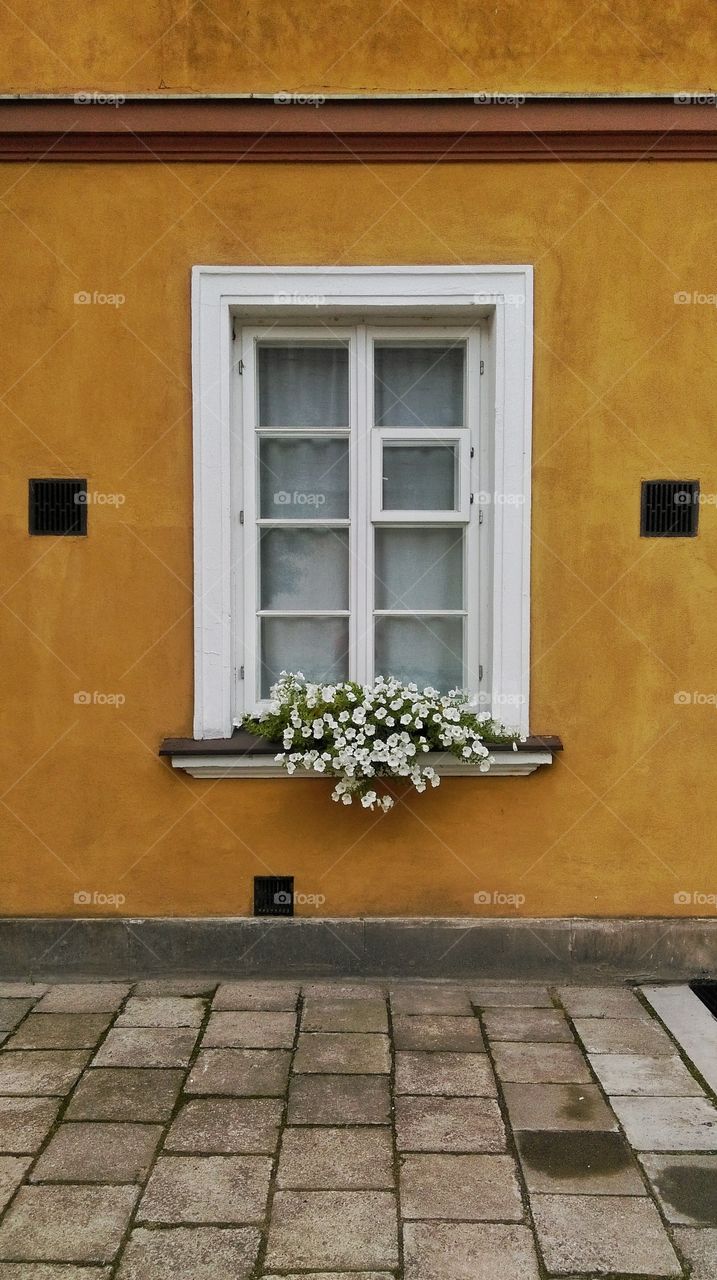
[192,266,533,740]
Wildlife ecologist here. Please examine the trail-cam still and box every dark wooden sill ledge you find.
[160,730,563,757]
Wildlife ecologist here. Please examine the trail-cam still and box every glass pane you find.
[261,618,348,696]
[260,439,349,519]
[260,528,349,611]
[258,344,349,427]
[382,443,457,511]
[375,528,463,610]
[375,616,463,692]
[374,344,464,427]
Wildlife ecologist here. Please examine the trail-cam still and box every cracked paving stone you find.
[92,1028,198,1068]
[31,1122,163,1183]
[390,986,474,1016]
[65,1068,184,1122]
[557,985,649,1019]
[116,997,205,1027]
[611,1096,717,1150]
[202,1011,296,1048]
[395,1051,496,1096]
[502,1082,618,1131]
[212,983,299,1011]
[395,1095,505,1152]
[287,1074,390,1124]
[639,1152,717,1225]
[5,1015,112,1051]
[393,1015,484,1051]
[165,1097,282,1154]
[531,1193,682,1275]
[574,1016,675,1055]
[301,999,388,1033]
[115,1226,260,1280]
[492,1041,592,1084]
[0,1052,90,1096]
[294,1033,390,1074]
[399,1152,523,1220]
[0,1003,35,1033]
[33,986,130,1014]
[138,1155,272,1224]
[404,1222,540,1280]
[0,1185,139,1263]
[483,1008,573,1043]
[265,1190,398,1270]
[186,1049,290,1096]
[589,1051,704,1096]
[673,1227,717,1280]
[277,1127,393,1188]
[0,1098,60,1153]
[469,984,552,1009]
[515,1129,646,1195]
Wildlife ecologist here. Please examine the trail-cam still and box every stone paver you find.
[0,1052,89,1096]
[5,1015,111,1050]
[403,1222,540,1279]
[277,1127,393,1187]
[301,998,388,1033]
[287,1074,390,1124]
[574,1016,675,1055]
[589,1050,704,1095]
[31,1122,162,1183]
[502,1082,618,1131]
[0,977,712,1277]
[0,1098,60,1152]
[92,1028,197,1068]
[612,1095,717,1150]
[265,1190,398,1269]
[294,1033,389,1074]
[186,1049,290,1096]
[530,1192,682,1275]
[65,1067,184,1121]
[492,1041,591,1083]
[515,1129,646,1195]
[203,1010,296,1048]
[483,1007,573,1042]
[0,1185,138,1262]
[166,1097,282,1153]
[116,997,205,1027]
[393,1015,484,1051]
[639,1152,717,1225]
[395,1095,505,1152]
[115,1226,259,1279]
[395,1052,496,1096]
[138,1155,272,1223]
[33,986,129,1014]
[400,1153,522,1220]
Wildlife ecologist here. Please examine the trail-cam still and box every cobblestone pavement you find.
[0,978,713,1277]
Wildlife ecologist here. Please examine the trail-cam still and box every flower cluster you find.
[243,672,519,811]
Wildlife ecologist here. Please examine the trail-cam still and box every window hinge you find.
[479,509,484,524]
[236,358,244,374]
[470,446,475,458]
[239,510,244,525]
[480,359,485,375]
[470,492,474,504]
[239,665,244,680]
[479,664,483,681]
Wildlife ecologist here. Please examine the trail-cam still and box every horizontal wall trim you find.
[0,917,715,980]
[1,99,717,162]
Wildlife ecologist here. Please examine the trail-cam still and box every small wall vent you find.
[254,875,294,917]
[29,479,87,536]
[640,480,699,537]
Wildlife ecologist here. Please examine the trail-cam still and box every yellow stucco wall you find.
[0,0,715,95]
[1,155,715,919]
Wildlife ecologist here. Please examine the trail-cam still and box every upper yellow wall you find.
[1,0,715,95]
[1,153,716,920]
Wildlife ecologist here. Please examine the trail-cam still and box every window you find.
[241,328,480,704]
[192,267,533,739]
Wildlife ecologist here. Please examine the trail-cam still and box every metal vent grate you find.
[640,480,699,537]
[690,982,717,1020]
[29,479,87,536]
[254,875,294,917]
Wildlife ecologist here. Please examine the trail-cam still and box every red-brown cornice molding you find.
[1,97,717,162]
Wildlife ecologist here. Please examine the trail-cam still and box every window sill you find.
[160,731,561,779]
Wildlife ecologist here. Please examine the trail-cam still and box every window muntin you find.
[242,325,480,708]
